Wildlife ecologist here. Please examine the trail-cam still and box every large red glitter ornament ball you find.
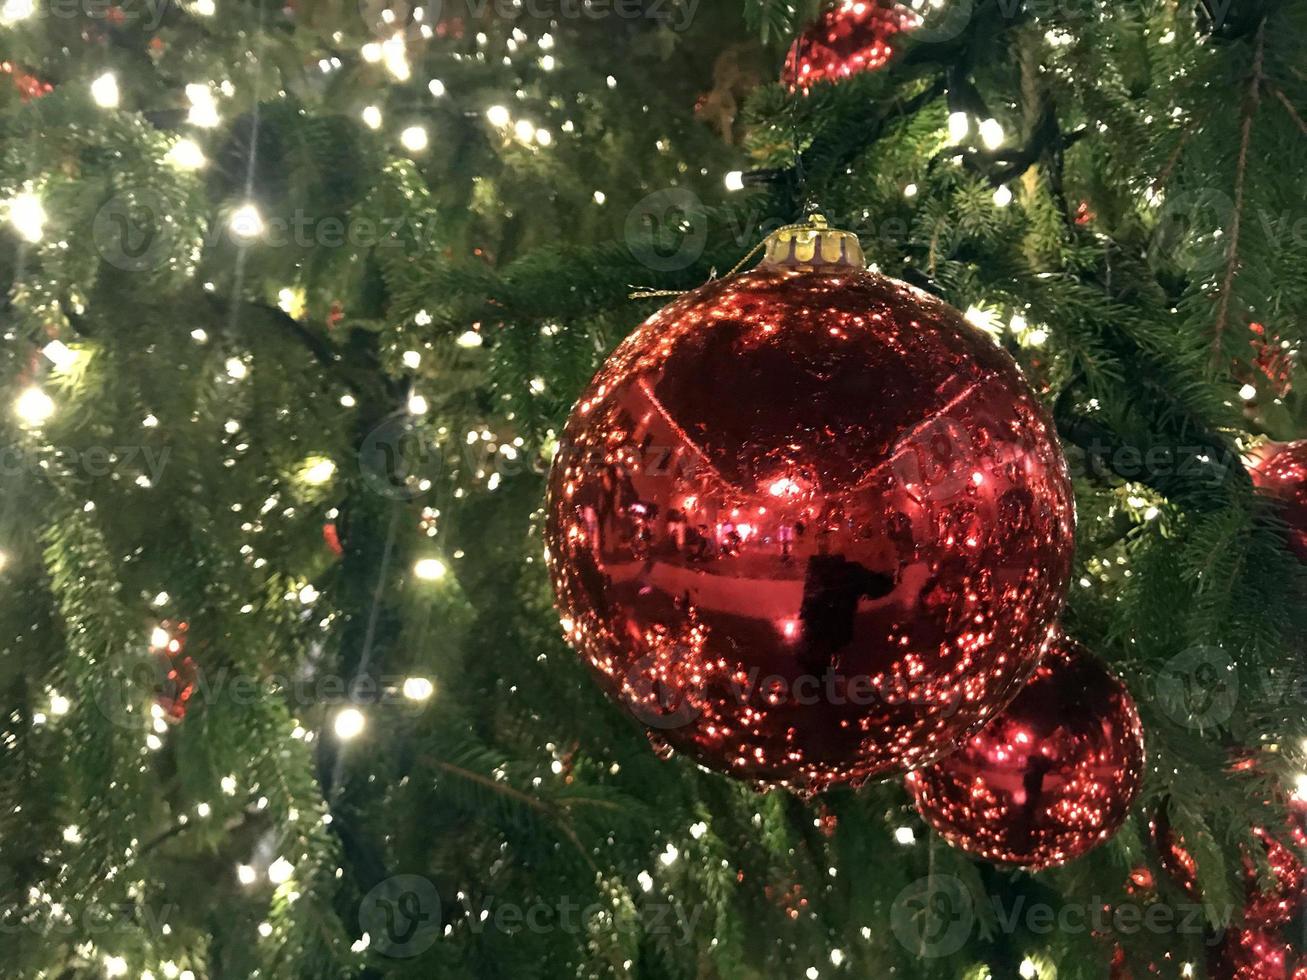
[782,1,919,93]
[905,636,1145,868]
[544,217,1075,793]
[1248,441,1307,561]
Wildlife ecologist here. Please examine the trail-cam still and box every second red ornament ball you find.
[1248,440,1307,561]
[545,217,1075,793]
[906,635,1145,869]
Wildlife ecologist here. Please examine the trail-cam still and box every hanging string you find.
[628,219,820,300]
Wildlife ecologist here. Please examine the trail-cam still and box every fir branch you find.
[1212,17,1267,362]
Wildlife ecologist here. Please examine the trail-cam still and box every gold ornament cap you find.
[758,214,865,271]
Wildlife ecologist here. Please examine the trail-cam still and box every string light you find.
[724,171,744,192]
[407,393,428,415]
[402,677,435,701]
[413,557,447,580]
[361,105,382,130]
[486,105,511,127]
[428,79,445,97]
[0,0,34,24]
[14,386,55,426]
[229,203,264,241]
[185,84,220,127]
[333,708,366,740]
[302,458,336,485]
[90,72,119,108]
[993,184,1013,207]
[456,330,483,348]
[947,110,969,143]
[6,192,46,242]
[978,117,1004,149]
[400,125,428,153]
[267,856,294,884]
[166,138,206,170]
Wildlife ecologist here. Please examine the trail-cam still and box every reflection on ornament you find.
[1248,441,1307,561]
[906,636,1145,869]
[782,1,920,93]
[545,217,1075,792]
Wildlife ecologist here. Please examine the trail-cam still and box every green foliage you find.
[0,0,1304,978]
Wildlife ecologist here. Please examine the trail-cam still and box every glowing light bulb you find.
[166,138,206,170]
[894,826,916,845]
[302,458,336,485]
[382,34,410,80]
[50,693,70,715]
[456,330,483,348]
[993,184,1013,207]
[407,393,428,415]
[403,677,435,701]
[361,105,382,130]
[90,72,119,108]
[514,119,536,143]
[903,182,918,198]
[428,79,445,97]
[267,856,294,884]
[724,171,745,192]
[400,125,428,153]
[1019,960,1038,979]
[535,128,552,146]
[185,84,219,128]
[7,192,46,242]
[1239,383,1257,401]
[225,357,247,380]
[947,110,970,143]
[0,0,35,24]
[14,386,54,426]
[979,117,1005,149]
[333,708,365,740]
[229,203,264,241]
[414,558,447,581]
[486,105,511,127]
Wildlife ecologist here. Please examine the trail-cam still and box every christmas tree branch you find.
[1212,16,1267,362]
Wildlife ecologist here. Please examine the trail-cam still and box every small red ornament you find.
[545,216,1075,793]
[1150,804,1203,901]
[149,620,199,721]
[1247,322,1295,397]
[322,521,343,556]
[782,1,919,93]
[905,636,1145,869]
[1248,441,1307,561]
